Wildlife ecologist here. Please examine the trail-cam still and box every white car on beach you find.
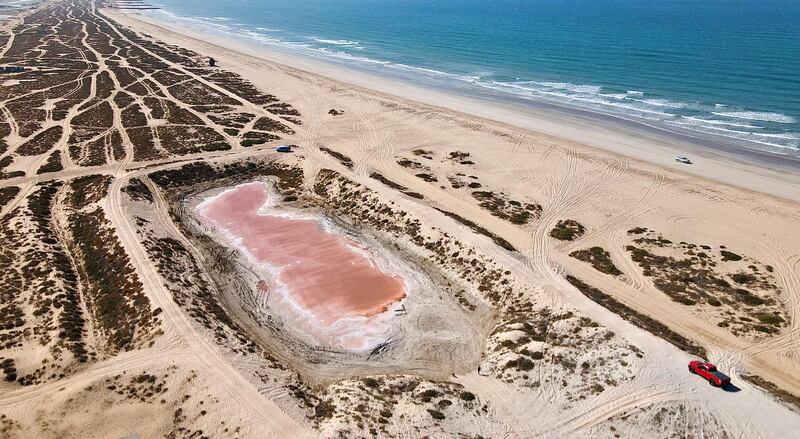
[675,156,693,164]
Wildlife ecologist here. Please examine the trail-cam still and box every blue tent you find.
[276,145,292,153]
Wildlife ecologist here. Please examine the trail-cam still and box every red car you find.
[688,361,731,387]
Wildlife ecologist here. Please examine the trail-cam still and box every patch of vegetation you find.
[1,358,17,382]
[731,272,756,284]
[369,172,406,190]
[150,160,303,195]
[566,276,707,358]
[756,314,785,325]
[427,409,446,420]
[122,178,153,202]
[433,207,516,252]
[1,182,92,376]
[721,250,742,261]
[739,374,800,412]
[68,206,158,352]
[314,401,335,419]
[320,147,353,168]
[69,174,112,209]
[369,172,425,199]
[570,247,622,276]
[36,150,64,174]
[448,151,473,165]
[240,138,267,147]
[626,229,786,337]
[0,186,20,210]
[142,234,261,356]
[397,159,425,169]
[550,220,586,241]
[471,191,541,225]
[504,357,535,371]
[447,175,465,189]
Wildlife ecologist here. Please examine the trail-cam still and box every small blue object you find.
[276,145,292,153]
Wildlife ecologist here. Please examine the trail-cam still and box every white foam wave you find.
[681,116,763,130]
[540,82,602,94]
[477,80,674,120]
[641,98,686,109]
[392,63,456,78]
[712,111,796,124]
[315,38,360,46]
[626,90,644,96]
[667,118,799,151]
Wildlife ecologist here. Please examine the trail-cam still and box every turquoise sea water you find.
[147,0,800,157]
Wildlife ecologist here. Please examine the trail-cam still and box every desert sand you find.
[1,0,800,438]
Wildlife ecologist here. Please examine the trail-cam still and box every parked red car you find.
[688,361,731,387]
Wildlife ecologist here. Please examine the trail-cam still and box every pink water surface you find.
[196,182,406,327]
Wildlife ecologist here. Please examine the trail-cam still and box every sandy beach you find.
[1,1,800,437]
[108,8,800,203]
[106,3,800,391]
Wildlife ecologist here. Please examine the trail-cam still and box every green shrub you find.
[756,314,785,326]
[550,220,585,241]
[240,138,266,147]
[721,250,742,261]
[427,409,445,420]
[570,247,622,276]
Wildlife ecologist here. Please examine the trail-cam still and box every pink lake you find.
[195,182,406,346]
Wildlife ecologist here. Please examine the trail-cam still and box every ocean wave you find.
[641,98,686,109]
[626,90,644,96]
[681,116,763,130]
[321,49,391,65]
[539,82,602,94]
[392,63,458,78]
[712,111,796,124]
[667,118,799,151]
[477,80,674,119]
[315,38,360,46]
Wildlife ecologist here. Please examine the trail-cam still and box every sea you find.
[145,0,800,158]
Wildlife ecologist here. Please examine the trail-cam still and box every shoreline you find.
[104,8,800,203]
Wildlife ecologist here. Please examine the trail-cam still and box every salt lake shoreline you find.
[107,7,800,203]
